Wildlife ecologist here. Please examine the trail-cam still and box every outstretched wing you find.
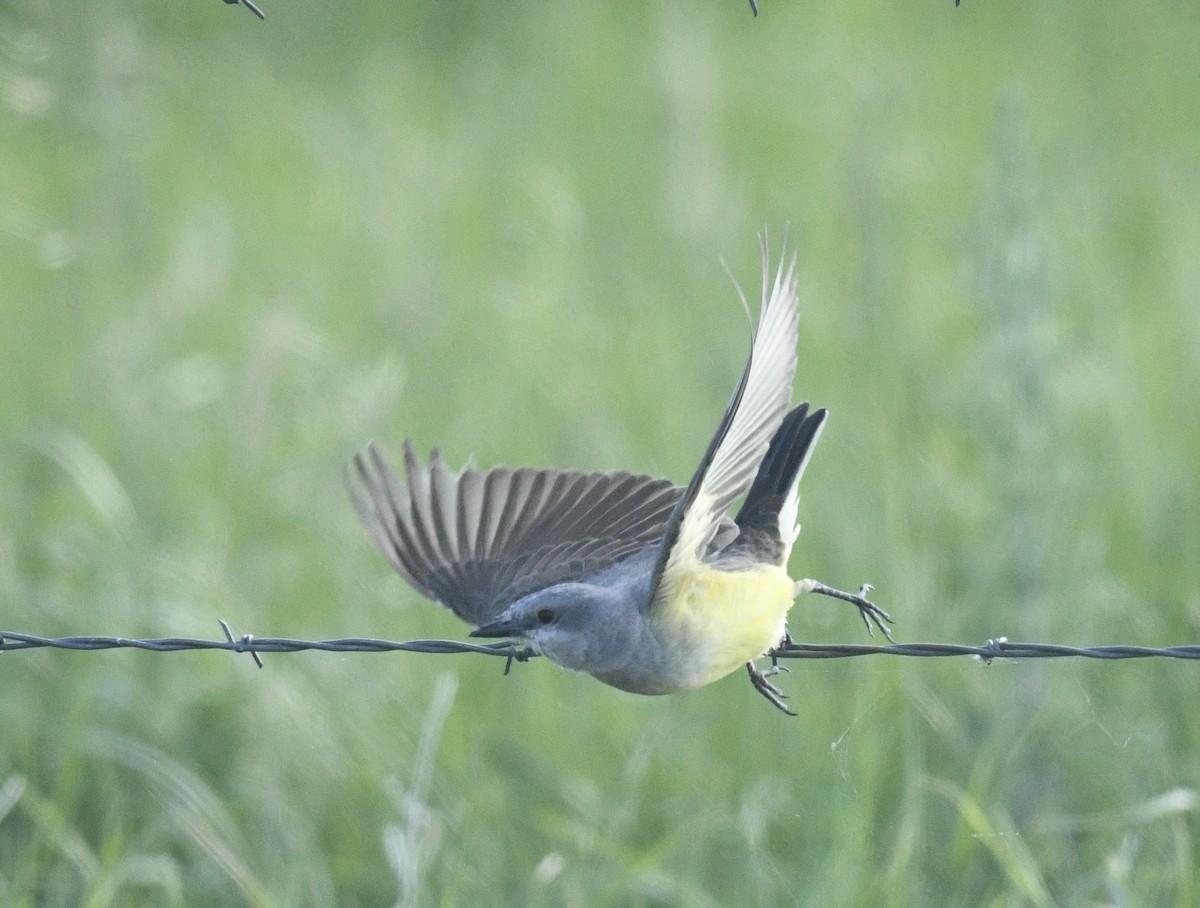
[351,442,683,625]
[649,234,800,607]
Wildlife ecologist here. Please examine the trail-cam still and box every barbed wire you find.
[223,0,266,20]
[773,639,1200,661]
[1,623,1198,667]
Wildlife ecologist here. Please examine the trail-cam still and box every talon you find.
[746,661,797,716]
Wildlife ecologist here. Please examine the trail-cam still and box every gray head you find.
[470,582,654,687]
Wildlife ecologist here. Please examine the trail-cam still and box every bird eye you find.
[537,608,555,624]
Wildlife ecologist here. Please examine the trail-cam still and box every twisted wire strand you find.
[1,627,1198,663]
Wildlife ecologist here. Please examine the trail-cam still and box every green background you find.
[2,1,1198,904]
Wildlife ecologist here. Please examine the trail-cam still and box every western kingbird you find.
[351,236,891,713]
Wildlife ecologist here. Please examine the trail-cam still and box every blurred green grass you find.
[2,0,1199,904]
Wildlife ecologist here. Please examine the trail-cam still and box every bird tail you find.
[729,403,827,567]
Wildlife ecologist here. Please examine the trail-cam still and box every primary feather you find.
[650,235,801,609]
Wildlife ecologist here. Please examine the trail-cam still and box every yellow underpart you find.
[652,562,795,690]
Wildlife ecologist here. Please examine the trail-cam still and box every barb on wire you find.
[1,625,1198,663]
[223,0,266,20]
[219,618,263,668]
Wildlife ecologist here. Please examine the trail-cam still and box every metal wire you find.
[223,0,266,20]
[0,627,525,660]
[772,639,1200,662]
[1,626,1198,665]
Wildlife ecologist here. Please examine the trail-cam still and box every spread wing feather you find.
[351,443,684,625]
[649,234,801,607]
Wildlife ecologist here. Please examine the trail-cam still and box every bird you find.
[349,234,892,714]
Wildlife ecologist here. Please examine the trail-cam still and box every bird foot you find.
[746,661,797,716]
[798,580,896,643]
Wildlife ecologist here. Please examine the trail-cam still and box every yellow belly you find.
[651,564,795,690]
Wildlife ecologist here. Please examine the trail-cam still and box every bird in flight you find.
[350,234,892,714]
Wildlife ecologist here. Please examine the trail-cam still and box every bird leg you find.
[795,580,895,642]
[746,660,797,716]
